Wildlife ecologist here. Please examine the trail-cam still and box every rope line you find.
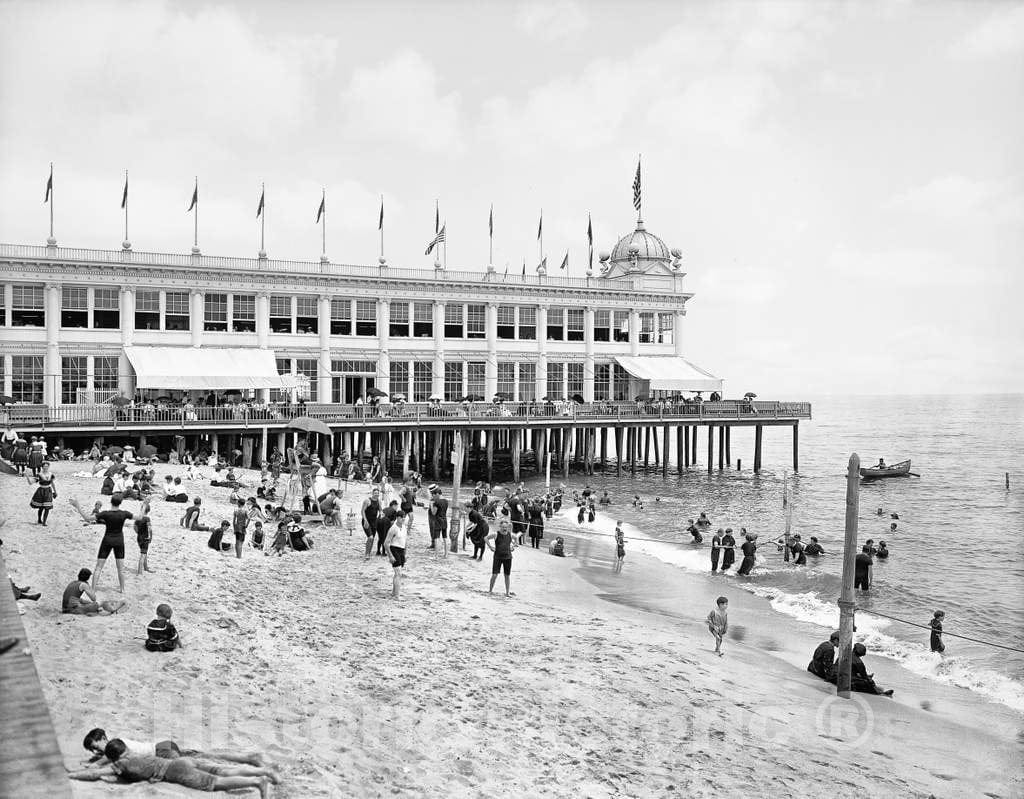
[856,609,1024,654]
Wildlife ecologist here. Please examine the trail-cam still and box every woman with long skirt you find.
[737,534,758,576]
[720,528,736,572]
[27,462,56,525]
[11,437,29,475]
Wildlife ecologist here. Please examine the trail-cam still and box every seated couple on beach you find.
[70,735,278,797]
[807,633,893,696]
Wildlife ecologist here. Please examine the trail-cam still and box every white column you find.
[318,295,331,402]
[432,300,445,396]
[118,287,134,397]
[674,310,685,356]
[584,307,595,402]
[537,305,548,400]
[629,308,640,356]
[377,299,390,390]
[44,283,60,405]
[86,355,95,398]
[256,292,269,349]
[485,302,498,399]
[2,354,12,398]
[190,290,203,348]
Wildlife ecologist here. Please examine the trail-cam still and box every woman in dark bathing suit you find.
[736,535,757,576]
[720,529,736,571]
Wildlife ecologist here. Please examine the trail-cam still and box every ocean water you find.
[519,394,1024,713]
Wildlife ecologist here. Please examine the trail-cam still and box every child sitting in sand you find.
[270,522,290,556]
[548,537,566,557]
[707,596,728,656]
[181,497,211,531]
[145,603,182,652]
[251,521,265,550]
[67,738,277,797]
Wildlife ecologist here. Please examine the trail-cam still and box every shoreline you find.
[1,462,1021,798]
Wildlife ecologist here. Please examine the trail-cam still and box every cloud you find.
[884,176,1024,226]
[950,4,1024,59]
[337,51,462,152]
[515,1,588,41]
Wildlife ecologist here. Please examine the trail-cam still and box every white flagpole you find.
[49,163,54,240]
[193,177,198,249]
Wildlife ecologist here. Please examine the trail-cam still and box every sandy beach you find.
[1,461,1021,799]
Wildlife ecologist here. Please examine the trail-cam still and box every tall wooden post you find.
[676,425,684,474]
[630,427,636,475]
[486,430,494,483]
[600,427,608,470]
[718,425,725,471]
[837,454,861,699]
[511,429,521,484]
[401,431,411,479]
[725,426,731,465]
[615,427,623,477]
[792,422,799,472]
[754,425,763,474]
[432,431,442,479]
[562,427,571,478]
[683,426,690,468]
[643,427,651,469]
[691,424,697,463]
[662,425,670,478]
[707,425,713,473]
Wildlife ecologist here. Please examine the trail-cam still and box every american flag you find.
[425,224,446,255]
[632,159,641,211]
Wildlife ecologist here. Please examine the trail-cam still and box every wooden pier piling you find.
[718,426,725,471]
[707,425,714,473]
[754,425,763,474]
[792,422,799,472]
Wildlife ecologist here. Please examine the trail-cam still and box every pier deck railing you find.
[2,400,811,432]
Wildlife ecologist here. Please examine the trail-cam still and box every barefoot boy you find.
[707,596,729,656]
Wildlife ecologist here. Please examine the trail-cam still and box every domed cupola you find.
[598,218,684,286]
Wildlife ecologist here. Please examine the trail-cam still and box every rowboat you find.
[859,460,912,480]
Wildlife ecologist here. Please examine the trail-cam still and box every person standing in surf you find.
[930,610,946,653]
[710,529,723,573]
[720,528,736,572]
[736,534,757,576]
[614,522,625,573]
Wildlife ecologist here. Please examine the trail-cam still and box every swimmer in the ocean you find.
[804,536,825,556]
[890,522,897,532]
[876,507,884,516]
[875,540,889,559]
[890,512,899,520]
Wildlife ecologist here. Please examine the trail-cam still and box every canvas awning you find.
[124,347,299,390]
[614,356,723,392]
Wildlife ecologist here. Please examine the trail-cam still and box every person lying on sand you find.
[83,728,266,767]
[67,738,277,797]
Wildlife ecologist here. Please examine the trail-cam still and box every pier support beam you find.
[511,429,521,484]
[707,426,713,473]
[718,426,725,471]
[615,427,623,477]
[676,425,684,474]
[662,425,670,478]
[600,427,607,470]
[630,428,636,475]
[683,426,690,468]
[561,427,571,478]
[691,425,697,463]
[754,425,763,474]
[725,427,731,466]
[643,427,651,470]
[792,422,799,472]
[486,430,494,483]
[432,432,442,479]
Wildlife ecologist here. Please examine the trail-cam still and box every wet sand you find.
[1,461,1021,798]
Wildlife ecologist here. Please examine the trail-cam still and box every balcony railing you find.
[0,242,619,290]
[1,400,811,430]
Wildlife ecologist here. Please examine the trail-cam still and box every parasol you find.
[461,394,485,402]
[137,444,157,459]
[391,393,406,401]
[288,416,333,437]
[570,393,585,404]
[110,396,131,407]
[744,392,758,399]
[428,394,444,402]
[366,387,388,398]
[105,445,124,455]
[0,394,13,405]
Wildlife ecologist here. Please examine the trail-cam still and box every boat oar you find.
[908,472,920,477]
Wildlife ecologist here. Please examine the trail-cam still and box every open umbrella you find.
[0,394,13,405]
[635,395,650,402]
[570,393,585,404]
[110,396,131,407]
[288,416,333,437]
[137,444,157,459]
[462,394,485,402]
[366,387,388,398]
[105,445,124,455]
[429,394,444,402]
[391,393,406,401]
[744,392,758,399]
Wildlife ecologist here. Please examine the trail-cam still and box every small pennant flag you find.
[378,197,384,231]
[315,195,325,224]
[44,165,53,203]
[537,212,543,240]
[187,182,198,212]
[587,213,593,268]
[424,224,446,256]
[560,251,568,271]
[256,188,265,218]
[504,263,508,278]
[489,204,493,238]
[632,158,642,211]
[521,259,526,276]
[121,175,128,209]
[537,256,547,272]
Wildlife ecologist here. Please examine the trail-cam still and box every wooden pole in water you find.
[754,425,763,474]
[1006,472,1010,490]
[662,425,670,478]
[486,430,494,483]
[511,429,521,483]
[718,425,725,471]
[432,431,441,479]
[615,427,623,477]
[562,427,571,478]
[792,422,799,472]
[707,425,713,473]
[836,453,861,700]
[630,427,636,475]
[683,426,690,468]
[676,425,684,474]
[691,424,697,463]
[725,426,731,465]
[643,427,651,470]
[600,427,607,470]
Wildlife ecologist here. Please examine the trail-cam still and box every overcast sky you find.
[1,0,1021,395]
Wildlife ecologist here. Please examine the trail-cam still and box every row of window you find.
[0,285,675,343]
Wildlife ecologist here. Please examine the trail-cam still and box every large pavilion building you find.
[0,218,723,407]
